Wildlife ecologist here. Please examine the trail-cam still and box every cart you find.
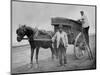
[51,17,88,59]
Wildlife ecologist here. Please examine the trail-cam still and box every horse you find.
[16,25,55,68]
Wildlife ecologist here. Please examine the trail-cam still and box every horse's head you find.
[16,25,27,42]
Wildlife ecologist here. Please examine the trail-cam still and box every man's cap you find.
[80,11,84,13]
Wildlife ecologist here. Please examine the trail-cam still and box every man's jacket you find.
[52,31,68,48]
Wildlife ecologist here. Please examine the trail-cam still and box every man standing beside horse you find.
[52,25,68,66]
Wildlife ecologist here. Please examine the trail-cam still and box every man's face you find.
[59,28,63,32]
[81,12,84,16]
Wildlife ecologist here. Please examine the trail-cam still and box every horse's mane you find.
[25,26,35,32]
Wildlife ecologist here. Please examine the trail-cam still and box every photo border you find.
[11,0,97,74]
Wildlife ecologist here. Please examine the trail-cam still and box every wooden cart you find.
[51,17,87,59]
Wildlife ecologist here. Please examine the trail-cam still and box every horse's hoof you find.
[35,64,39,68]
[73,56,79,60]
[28,63,33,68]
[51,56,55,61]
[63,63,67,67]
[52,58,54,61]
[56,64,63,67]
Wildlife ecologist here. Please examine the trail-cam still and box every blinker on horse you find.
[16,25,55,68]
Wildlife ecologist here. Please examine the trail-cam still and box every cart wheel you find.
[74,32,86,59]
[74,42,86,59]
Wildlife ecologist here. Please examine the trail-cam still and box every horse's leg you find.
[50,47,55,60]
[30,47,35,68]
[35,47,39,68]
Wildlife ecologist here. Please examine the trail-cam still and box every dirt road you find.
[11,34,96,74]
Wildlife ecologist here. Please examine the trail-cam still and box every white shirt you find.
[81,14,89,28]
[52,31,68,48]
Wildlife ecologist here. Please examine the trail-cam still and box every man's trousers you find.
[58,44,67,65]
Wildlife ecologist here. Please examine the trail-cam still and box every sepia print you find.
[11,0,96,74]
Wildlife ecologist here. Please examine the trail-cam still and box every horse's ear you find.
[23,24,26,31]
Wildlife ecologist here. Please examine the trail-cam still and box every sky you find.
[12,1,96,46]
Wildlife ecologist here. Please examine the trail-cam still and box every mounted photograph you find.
[11,0,96,74]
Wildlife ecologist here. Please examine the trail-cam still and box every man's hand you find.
[51,39,54,43]
[65,45,68,48]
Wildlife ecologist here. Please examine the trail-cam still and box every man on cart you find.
[78,11,93,60]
